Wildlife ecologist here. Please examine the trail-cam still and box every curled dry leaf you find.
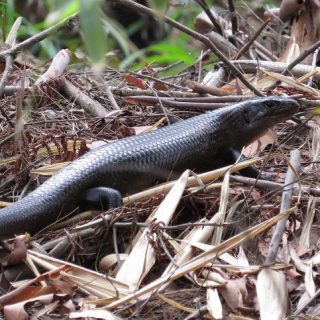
[279,0,304,22]
[242,129,277,157]
[124,74,147,89]
[4,293,59,320]
[194,10,216,33]
[99,253,128,272]
[51,279,75,295]
[1,235,27,267]
[218,278,248,312]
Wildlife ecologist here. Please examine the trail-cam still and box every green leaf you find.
[146,0,169,14]
[79,0,107,65]
[103,17,130,57]
[147,43,195,65]
[44,0,79,26]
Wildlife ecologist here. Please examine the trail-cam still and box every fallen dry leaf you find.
[218,278,248,312]
[1,236,27,267]
[257,269,288,320]
[243,129,277,157]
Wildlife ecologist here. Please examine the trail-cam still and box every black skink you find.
[0,97,299,238]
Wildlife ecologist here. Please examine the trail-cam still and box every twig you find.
[0,14,77,59]
[265,149,301,264]
[0,132,15,147]
[206,31,238,57]
[4,17,23,47]
[111,87,196,97]
[184,305,207,320]
[61,78,109,117]
[227,0,238,34]
[195,0,223,35]
[152,101,229,110]
[0,85,27,96]
[186,80,231,96]
[282,40,320,74]
[230,175,320,197]
[307,48,320,86]
[0,53,15,128]
[230,60,320,80]
[233,18,271,59]
[116,0,263,96]
[253,41,278,61]
[126,95,252,103]
[112,225,122,268]
[0,18,23,126]
[130,98,229,110]
[294,287,320,315]
[128,71,186,90]
[105,84,120,110]
[42,228,94,252]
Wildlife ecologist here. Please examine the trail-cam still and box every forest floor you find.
[0,1,319,319]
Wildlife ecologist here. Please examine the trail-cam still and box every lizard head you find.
[230,96,299,148]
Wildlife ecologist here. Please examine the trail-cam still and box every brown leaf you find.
[51,279,75,294]
[0,273,14,295]
[0,265,72,306]
[287,267,302,280]
[6,285,55,305]
[124,74,147,89]
[279,0,304,22]
[4,294,54,320]
[250,188,262,203]
[242,129,277,157]
[124,96,151,106]
[1,236,27,267]
[218,278,248,312]
[153,80,168,91]
[60,299,76,315]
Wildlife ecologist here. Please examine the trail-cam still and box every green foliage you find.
[18,22,58,57]
[146,43,196,65]
[0,0,16,42]
[146,0,168,14]
[103,17,131,57]
[0,0,204,70]
[44,0,79,25]
[79,0,107,67]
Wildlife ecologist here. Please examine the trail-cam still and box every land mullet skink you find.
[0,96,299,238]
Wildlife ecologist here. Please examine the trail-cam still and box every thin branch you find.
[62,78,109,117]
[265,149,301,264]
[231,60,320,80]
[116,0,264,96]
[195,0,223,35]
[0,14,77,59]
[0,55,15,127]
[283,40,320,74]
[227,0,238,34]
[234,18,271,59]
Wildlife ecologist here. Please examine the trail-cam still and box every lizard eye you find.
[265,101,276,109]
[244,113,250,123]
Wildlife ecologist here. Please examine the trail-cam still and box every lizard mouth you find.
[263,99,299,120]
